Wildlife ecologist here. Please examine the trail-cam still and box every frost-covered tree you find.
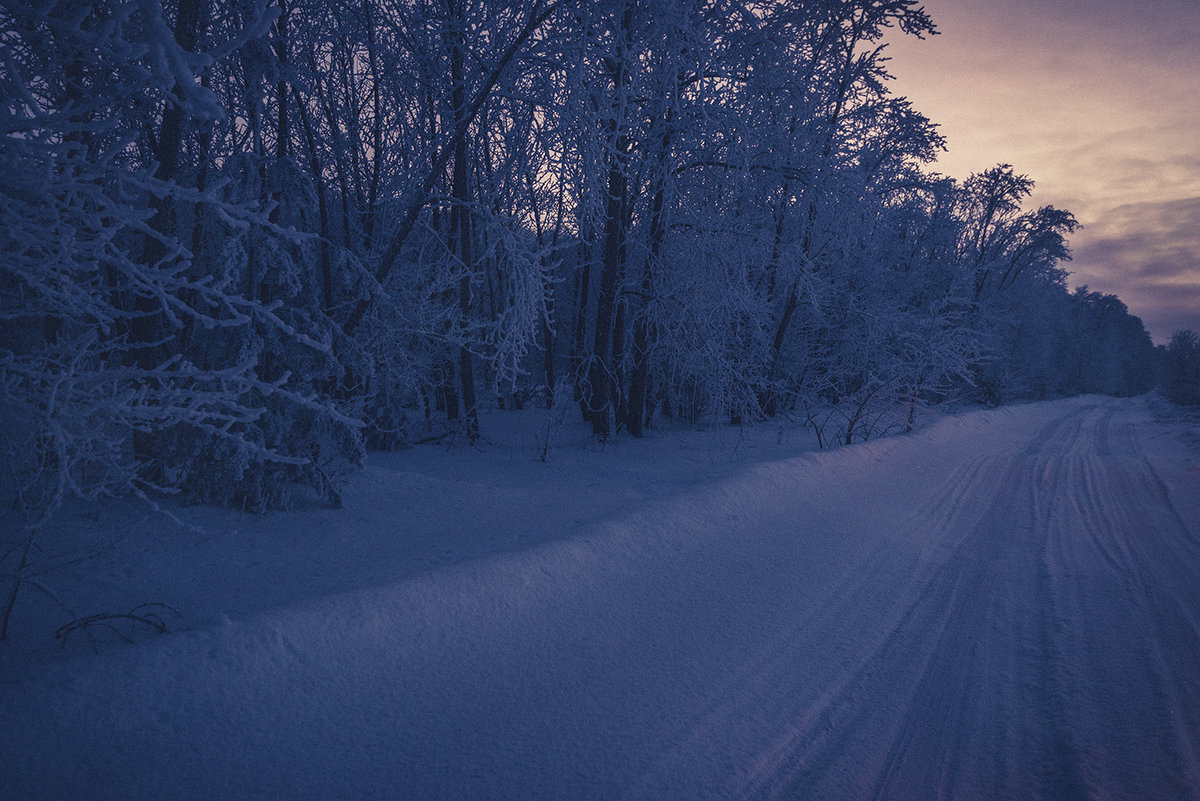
[1061,289,1154,397]
[1162,330,1200,406]
[0,0,360,637]
[954,165,1080,403]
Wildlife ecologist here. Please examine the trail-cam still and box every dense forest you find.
[0,0,1175,530]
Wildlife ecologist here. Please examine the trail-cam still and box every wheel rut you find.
[707,399,1199,800]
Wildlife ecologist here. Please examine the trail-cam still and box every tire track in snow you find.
[858,398,1200,800]
[623,410,1088,801]
[827,404,1095,801]
[744,455,1034,801]
[1057,402,1200,796]
[839,398,1200,800]
[672,399,1200,801]
[617,453,997,801]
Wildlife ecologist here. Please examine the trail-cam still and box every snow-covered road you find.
[3,396,1199,799]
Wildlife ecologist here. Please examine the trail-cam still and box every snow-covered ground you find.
[2,395,1199,800]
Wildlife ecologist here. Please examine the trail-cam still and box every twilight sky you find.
[885,0,1200,343]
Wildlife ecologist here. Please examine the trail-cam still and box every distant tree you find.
[1061,289,1155,397]
[1162,330,1200,406]
[955,165,1081,403]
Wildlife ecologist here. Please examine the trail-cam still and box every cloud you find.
[883,0,1200,342]
[1070,197,1200,341]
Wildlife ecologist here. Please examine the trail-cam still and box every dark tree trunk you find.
[448,0,478,441]
[585,1,635,440]
[527,172,561,408]
[131,0,205,463]
[587,145,627,439]
[611,294,627,432]
[293,89,334,315]
[274,0,289,162]
[628,117,671,437]
[573,239,593,417]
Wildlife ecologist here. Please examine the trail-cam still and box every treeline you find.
[2,0,1158,522]
[1160,331,1200,406]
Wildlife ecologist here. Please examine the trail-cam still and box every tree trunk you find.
[611,293,627,432]
[294,89,334,315]
[628,114,672,437]
[585,1,634,440]
[573,239,593,417]
[132,0,204,463]
[587,146,627,439]
[448,0,479,441]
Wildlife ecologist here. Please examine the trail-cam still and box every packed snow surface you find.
[2,396,1199,799]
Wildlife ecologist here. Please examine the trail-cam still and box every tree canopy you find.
[1,0,1159,526]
